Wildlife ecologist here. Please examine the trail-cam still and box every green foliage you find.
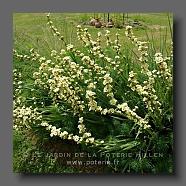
[13,13,173,174]
[13,130,77,173]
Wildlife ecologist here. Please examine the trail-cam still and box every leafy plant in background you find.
[13,13,173,173]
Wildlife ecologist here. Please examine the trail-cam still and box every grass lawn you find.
[13,13,172,53]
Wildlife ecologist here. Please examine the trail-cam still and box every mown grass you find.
[13,13,173,173]
[13,13,172,53]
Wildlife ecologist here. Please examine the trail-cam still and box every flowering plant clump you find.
[13,13,173,173]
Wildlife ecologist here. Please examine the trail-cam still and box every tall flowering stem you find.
[125,26,162,116]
